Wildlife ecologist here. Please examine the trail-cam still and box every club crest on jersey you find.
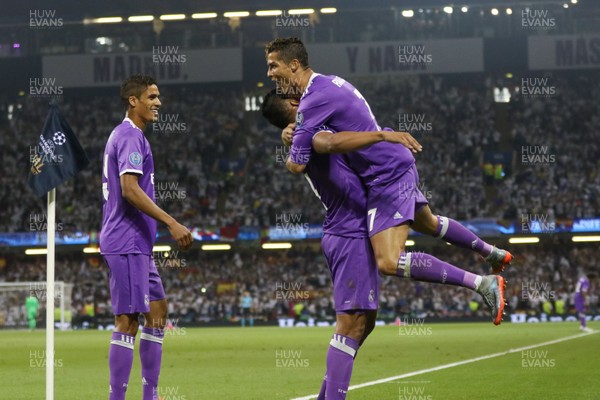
[129,152,142,166]
[296,111,304,127]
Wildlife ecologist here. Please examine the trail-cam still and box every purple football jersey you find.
[289,126,368,237]
[575,276,590,299]
[100,118,156,254]
[292,73,415,189]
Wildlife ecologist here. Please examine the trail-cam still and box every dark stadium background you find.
[0,0,598,332]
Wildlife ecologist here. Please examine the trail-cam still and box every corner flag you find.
[28,103,89,197]
[26,102,89,400]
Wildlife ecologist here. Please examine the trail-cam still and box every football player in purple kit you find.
[100,74,193,400]
[263,37,513,399]
[265,37,509,319]
[262,90,424,400]
[574,270,593,333]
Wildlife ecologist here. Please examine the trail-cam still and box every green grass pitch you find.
[1,322,598,399]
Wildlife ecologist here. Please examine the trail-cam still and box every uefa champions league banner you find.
[306,38,484,76]
[42,48,242,87]
[528,34,600,70]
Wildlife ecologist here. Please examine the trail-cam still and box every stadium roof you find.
[1,0,591,22]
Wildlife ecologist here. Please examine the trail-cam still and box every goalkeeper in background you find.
[25,293,40,331]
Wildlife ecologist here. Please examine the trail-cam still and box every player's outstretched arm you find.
[121,173,193,250]
[312,130,423,154]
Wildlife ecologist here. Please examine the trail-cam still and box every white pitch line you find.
[290,330,598,400]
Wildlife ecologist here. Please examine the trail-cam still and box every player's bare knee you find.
[337,319,366,342]
[146,314,167,329]
[430,214,441,233]
[146,300,168,329]
[115,314,139,336]
[350,319,366,341]
[376,253,401,276]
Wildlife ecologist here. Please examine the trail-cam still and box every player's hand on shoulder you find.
[168,221,193,250]
[281,123,296,146]
[383,131,423,153]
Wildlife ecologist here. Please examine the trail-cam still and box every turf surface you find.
[1,322,598,399]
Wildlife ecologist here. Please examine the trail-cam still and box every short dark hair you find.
[120,74,157,108]
[265,37,309,68]
[262,89,293,130]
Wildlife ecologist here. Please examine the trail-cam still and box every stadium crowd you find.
[0,243,597,328]
[2,72,598,235]
[1,71,599,327]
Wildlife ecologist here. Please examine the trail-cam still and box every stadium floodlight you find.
[153,245,172,252]
[571,0,578,4]
[443,6,453,14]
[563,3,569,8]
[572,236,600,242]
[491,8,499,16]
[506,8,513,15]
[223,11,250,18]
[83,247,101,254]
[256,10,282,16]
[402,10,415,17]
[128,15,154,22]
[406,240,415,246]
[508,237,540,244]
[192,13,218,19]
[87,17,123,24]
[25,248,48,255]
[288,9,315,15]
[461,6,468,12]
[201,244,232,251]
[262,242,292,249]
[160,14,186,20]
[320,8,337,14]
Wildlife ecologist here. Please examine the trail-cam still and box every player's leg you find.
[368,170,506,324]
[110,313,139,400]
[369,223,410,276]
[360,310,377,346]
[318,234,379,400]
[28,310,37,331]
[370,222,482,287]
[321,311,370,400]
[105,254,141,400]
[575,299,592,332]
[370,225,506,324]
[412,205,512,273]
[141,255,167,400]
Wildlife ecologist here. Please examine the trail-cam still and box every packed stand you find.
[0,243,597,328]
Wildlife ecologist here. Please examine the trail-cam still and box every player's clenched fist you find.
[168,221,193,250]
[281,122,295,146]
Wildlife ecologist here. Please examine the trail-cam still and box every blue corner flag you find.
[28,103,90,197]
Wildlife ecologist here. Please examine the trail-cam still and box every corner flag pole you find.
[46,188,56,400]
